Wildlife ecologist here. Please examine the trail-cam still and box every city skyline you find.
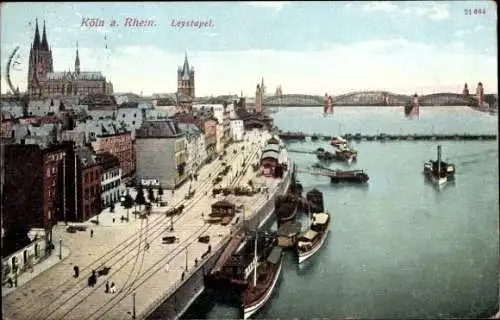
[0,1,497,96]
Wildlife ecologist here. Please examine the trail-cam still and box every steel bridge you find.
[261,91,496,107]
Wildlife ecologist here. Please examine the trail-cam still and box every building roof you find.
[76,146,98,168]
[46,71,105,81]
[261,150,279,160]
[263,143,280,153]
[178,123,202,137]
[266,246,282,265]
[96,152,120,171]
[136,120,183,138]
[211,199,235,208]
[312,212,329,225]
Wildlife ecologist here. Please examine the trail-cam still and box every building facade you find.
[90,131,134,178]
[177,53,195,110]
[179,123,207,174]
[77,148,102,221]
[203,118,217,158]
[96,152,122,207]
[135,120,188,189]
[230,119,244,141]
[3,142,71,244]
[27,19,112,98]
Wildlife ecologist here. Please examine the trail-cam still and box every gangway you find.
[210,230,246,275]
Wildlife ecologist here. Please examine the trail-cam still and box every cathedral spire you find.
[33,18,41,49]
[182,51,190,73]
[41,20,49,50]
[75,41,80,74]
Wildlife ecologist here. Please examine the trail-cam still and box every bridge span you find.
[257,91,497,107]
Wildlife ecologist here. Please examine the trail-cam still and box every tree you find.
[121,193,134,221]
[147,187,155,203]
[135,184,146,215]
[158,184,164,203]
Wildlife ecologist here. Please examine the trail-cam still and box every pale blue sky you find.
[1,1,497,96]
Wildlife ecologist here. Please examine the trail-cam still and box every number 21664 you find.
[465,8,486,15]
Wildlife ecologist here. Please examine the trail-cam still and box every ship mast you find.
[253,231,258,287]
[437,145,442,178]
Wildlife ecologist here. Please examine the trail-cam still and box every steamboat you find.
[274,193,299,224]
[423,145,455,186]
[277,131,306,141]
[242,234,284,319]
[296,211,330,264]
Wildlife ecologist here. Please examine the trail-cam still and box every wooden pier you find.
[278,132,497,142]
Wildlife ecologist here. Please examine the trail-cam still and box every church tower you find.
[27,19,53,96]
[75,42,80,75]
[177,52,195,110]
[255,83,262,114]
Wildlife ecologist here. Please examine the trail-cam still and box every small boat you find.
[274,193,298,224]
[296,211,330,264]
[330,136,346,146]
[330,169,369,183]
[242,236,283,319]
[278,132,306,141]
[423,145,455,186]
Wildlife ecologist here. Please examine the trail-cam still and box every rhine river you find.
[181,106,498,319]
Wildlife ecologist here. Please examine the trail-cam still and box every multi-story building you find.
[96,152,122,207]
[179,123,207,174]
[230,118,244,141]
[76,147,102,221]
[135,120,188,189]
[27,19,113,98]
[203,117,218,159]
[76,119,134,177]
[3,142,72,246]
[177,53,195,111]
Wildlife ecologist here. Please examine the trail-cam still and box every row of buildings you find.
[0,93,260,256]
[1,18,271,259]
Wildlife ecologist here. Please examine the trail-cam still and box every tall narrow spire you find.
[33,18,41,49]
[41,20,48,50]
[75,42,80,74]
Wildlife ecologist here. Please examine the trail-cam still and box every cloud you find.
[475,25,485,31]
[203,32,218,38]
[414,3,450,21]
[362,2,398,13]
[241,1,290,11]
[1,39,496,96]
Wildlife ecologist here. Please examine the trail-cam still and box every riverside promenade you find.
[2,129,276,320]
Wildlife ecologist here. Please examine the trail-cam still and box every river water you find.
[181,106,499,319]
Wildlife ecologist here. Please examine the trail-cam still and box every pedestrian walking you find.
[110,282,116,293]
[73,265,79,278]
[90,229,94,238]
[105,281,110,293]
[112,217,115,223]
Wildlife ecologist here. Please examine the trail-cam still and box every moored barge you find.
[330,169,369,183]
[297,212,330,264]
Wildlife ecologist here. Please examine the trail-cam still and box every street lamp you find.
[59,237,62,260]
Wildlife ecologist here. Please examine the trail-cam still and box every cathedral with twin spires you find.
[27,19,113,98]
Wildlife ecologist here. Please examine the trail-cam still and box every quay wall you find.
[144,235,229,320]
[143,160,292,320]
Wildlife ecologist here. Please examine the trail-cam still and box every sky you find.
[0,1,497,96]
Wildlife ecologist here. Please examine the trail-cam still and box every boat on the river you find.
[423,145,455,186]
[296,211,330,264]
[330,169,369,183]
[330,136,346,146]
[274,193,299,224]
[242,238,283,320]
[277,131,306,141]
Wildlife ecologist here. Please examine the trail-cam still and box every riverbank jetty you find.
[1,129,289,320]
[279,132,497,142]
